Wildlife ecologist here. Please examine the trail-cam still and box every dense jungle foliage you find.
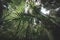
[0,0,60,40]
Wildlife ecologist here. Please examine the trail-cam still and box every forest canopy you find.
[0,0,60,40]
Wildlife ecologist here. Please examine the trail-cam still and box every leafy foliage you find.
[0,0,60,40]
